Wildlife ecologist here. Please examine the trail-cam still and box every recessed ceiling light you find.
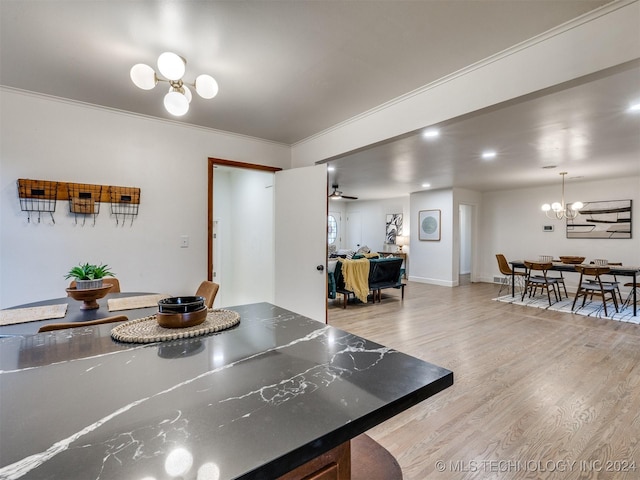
[327,166,335,172]
[422,128,440,139]
[421,183,431,188]
[628,102,640,112]
[482,150,497,160]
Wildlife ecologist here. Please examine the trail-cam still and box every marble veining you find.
[1,323,334,478]
[218,331,395,426]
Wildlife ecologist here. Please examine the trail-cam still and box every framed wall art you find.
[566,199,632,239]
[385,213,403,244]
[419,209,440,241]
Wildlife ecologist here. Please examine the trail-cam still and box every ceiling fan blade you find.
[328,184,357,199]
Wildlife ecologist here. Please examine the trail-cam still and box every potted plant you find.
[65,263,115,290]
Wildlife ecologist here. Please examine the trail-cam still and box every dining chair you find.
[540,269,568,298]
[38,314,128,333]
[572,265,619,317]
[522,261,560,306]
[495,254,525,296]
[196,281,220,309]
[587,262,623,304]
[622,282,639,310]
[68,277,121,293]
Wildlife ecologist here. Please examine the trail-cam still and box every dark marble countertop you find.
[0,302,453,480]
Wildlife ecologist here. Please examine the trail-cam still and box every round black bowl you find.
[158,296,205,314]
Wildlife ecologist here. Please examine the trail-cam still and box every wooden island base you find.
[278,434,402,480]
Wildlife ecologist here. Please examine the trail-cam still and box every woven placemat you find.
[107,294,171,312]
[0,303,68,326]
[111,309,240,343]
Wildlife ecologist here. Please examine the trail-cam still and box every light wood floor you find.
[328,281,640,479]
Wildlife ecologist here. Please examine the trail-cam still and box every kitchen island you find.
[0,302,453,479]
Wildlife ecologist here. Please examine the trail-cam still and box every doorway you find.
[209,159,281,306]
[208,158,328,321]
[459,204,473,285]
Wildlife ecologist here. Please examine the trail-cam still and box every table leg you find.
[511,269,515,297]
[634,273,637,316]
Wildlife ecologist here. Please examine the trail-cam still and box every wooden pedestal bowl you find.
[559,256,586,264]
[66,284,113,310]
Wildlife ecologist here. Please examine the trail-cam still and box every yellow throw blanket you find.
[341,258,370,303]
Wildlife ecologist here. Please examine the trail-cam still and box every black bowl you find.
[158,296,205,314]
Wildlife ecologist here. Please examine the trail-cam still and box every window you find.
[327,215,337,244]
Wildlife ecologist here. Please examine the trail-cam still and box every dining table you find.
[509,261,640,316]
[0,291,161,335]
[0,301,453,480]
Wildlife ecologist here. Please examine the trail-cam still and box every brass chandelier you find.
[541,172,583,220]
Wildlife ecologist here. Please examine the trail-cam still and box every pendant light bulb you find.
[183,85,192,103]
[157,52,186,81]
[130,64,157,90]
[164,90,189,116]
[195,74,219,99]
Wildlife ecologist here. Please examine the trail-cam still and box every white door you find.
[212,218,222,307]
[274,165,328,322]
[346,211,362,251]
[328,210,342,249]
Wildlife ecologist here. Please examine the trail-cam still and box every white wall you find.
[344,197,410,253]
[0,89,290,308]
[478,176,640,290]
[409,189,455,286]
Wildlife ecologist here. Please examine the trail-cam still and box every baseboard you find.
[408,276,455,287]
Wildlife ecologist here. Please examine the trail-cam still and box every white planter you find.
[75,279,104,290]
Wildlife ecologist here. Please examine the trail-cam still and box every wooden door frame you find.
[207,158,282,281]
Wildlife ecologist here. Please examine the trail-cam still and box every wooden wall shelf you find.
[18,179,141,204]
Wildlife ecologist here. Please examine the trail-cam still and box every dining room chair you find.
[522,261,560,306]
[587,262,623,304]
[495,254,525,296]
[68,277,121,293]
[572,265,619,317]
[196,281,220,309]
[37,314,128,333]
[621,281,639,311]
[540,269,568,298]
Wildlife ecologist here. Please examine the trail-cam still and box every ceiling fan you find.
[329,184,358,200]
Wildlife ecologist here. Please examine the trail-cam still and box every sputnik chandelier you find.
[130,52,218,117]
[541,171,584,220]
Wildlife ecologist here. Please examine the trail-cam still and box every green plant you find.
[65,263,115,281]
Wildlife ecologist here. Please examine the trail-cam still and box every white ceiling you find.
[326,61,640,199]
[2,0,639,199]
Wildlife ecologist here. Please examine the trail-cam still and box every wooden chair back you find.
[196,281,220,309]
[524,261,553,272]
[38,315,128,333]
[496,254,512,275]
[575,265,610,277]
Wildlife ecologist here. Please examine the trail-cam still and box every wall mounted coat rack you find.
[17,179,141,226]
[16,179,59,224]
